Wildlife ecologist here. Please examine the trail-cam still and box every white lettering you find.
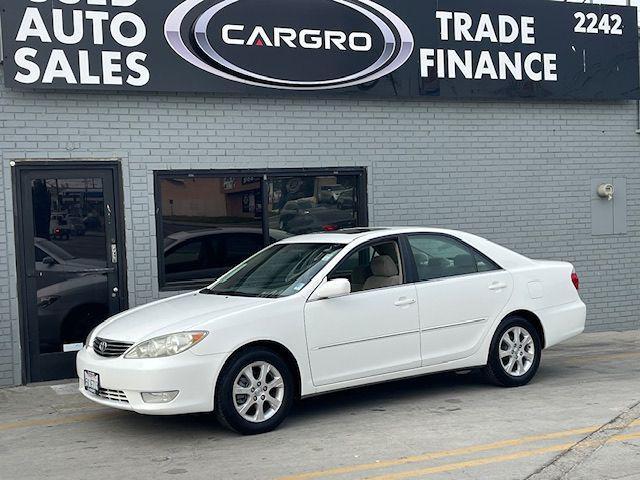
[110,12,146,47]
[102,51,123,85]
[348,32,371,51]
[16,7,51,43]
[52,9,83,45]
[78,50,100,84]
[14,47,40,84]
[85,10,109,45]
[222,24,244,45]
[42,49,77,84]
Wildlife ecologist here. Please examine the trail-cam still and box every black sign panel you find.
[2,0,639,99]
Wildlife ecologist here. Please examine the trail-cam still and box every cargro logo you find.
[164,0,414,89]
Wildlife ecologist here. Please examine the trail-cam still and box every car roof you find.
[278,227,470,244]
[166,228,290,241]
[277,227,532,269]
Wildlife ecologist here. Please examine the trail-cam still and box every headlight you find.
[124,331,207,359]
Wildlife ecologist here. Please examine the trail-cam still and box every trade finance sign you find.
[2,0,639,99]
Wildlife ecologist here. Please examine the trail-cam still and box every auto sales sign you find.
[2,0,639,99]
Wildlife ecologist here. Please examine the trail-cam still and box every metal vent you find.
[93,337,133,358]
[97,388,129,403]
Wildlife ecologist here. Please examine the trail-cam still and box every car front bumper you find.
[76,346,227,415]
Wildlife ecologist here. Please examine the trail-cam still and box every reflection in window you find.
[157,171,365,290]
[268,176,359,236]
[159,176,264,288]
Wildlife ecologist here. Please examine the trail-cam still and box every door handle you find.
[488,282,507,291]
[394,298,416,307]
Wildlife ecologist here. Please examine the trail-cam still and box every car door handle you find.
[488,282,508,291]
[394,298,416,307]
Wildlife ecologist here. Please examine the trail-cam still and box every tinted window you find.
[329,241,402,292]
[408,235,498,281]
[268,176,359,236]
[157,171,366,290]
[222,233,264,267]
[165,239,205,274]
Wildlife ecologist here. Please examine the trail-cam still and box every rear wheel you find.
[215,348,294,435]
[484,316,541,387]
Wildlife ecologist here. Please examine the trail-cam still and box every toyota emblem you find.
[98,341,107,353]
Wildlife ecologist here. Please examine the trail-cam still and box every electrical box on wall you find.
[591,178,627,235]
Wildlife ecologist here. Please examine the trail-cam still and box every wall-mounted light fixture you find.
[597,183,614,201]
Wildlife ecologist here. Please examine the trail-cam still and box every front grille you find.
[93,337,133,358]
[97,388,129,403]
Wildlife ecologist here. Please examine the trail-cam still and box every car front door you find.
[304,238,421,386]
[407,234,514,366]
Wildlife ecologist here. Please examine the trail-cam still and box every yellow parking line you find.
[0,411,113,432]
[278,419,640,480]
[365,431,640,480]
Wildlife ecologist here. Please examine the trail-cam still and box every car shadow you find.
[98,369,490,438]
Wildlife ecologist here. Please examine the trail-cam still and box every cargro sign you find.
[2,0,639,99]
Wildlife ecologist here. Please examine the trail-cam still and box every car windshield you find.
[204,243,343,298]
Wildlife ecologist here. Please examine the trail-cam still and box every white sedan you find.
[77,227,586,434]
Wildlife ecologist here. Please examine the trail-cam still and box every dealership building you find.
[0,0,639,386]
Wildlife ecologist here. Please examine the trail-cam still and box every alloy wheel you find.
[499,326,536,377]
[232,361,285,423]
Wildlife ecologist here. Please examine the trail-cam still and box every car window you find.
[35,247,48,262]
[408,235,499,281]
[164,239,204,274]
[328,240,403,292]
[207,243,343,298]
[222,234,264,267]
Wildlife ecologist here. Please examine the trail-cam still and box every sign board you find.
[2,0,639,99]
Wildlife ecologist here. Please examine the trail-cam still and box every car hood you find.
[95,291,269,343]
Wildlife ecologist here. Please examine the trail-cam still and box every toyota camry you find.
[78,227,586,434]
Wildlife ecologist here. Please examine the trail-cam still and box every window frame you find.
[154,167,368,291]
[326,235,413,295]
[403,233,503,284]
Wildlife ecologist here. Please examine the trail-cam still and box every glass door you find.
[18,166,125,381]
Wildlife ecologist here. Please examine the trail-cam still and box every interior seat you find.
[363,255,400,290]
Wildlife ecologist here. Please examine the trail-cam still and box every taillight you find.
[322,224,338,231]
[571,271,579,290]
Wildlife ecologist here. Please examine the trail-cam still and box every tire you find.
[484,316,542,387]
[215,348,294,435]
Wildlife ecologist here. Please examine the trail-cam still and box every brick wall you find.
[1,75,639,386]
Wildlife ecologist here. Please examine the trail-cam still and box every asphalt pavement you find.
[1,331,639,480]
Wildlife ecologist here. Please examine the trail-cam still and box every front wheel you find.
[215,348,294,435]
[484,316,542,387]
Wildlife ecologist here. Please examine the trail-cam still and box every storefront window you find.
[156,170,365,290]
[268,176,359,236]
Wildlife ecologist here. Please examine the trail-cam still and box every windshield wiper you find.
[202,289,257,297]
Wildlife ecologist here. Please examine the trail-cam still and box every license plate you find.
[84,370,100,395]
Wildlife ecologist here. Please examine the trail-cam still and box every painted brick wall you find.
[1,73,639,386]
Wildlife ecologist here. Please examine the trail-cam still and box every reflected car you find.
[163,228,290,287]
[78,227,585,435]
[319,185,351,204]
[336,190,355,210]
[68,216,87,236]
[38,274,108,352]
[35,237,105,286]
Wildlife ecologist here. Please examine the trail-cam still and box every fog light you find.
[141,391,179,403]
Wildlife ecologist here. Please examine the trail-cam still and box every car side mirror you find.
[42,256,56,266]
[309,278,351,301]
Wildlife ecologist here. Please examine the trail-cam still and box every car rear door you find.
[406,234,514,366]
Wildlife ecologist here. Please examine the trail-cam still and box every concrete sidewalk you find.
[1,331,639,480]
